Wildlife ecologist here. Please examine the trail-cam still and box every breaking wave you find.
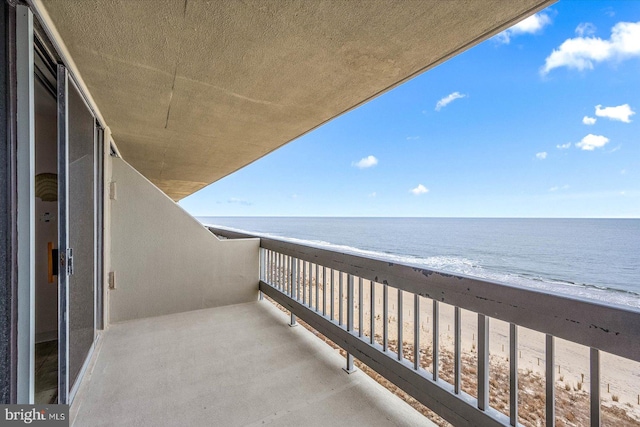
[204,222,640,309]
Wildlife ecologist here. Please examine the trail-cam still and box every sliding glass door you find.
[57,64,96,404]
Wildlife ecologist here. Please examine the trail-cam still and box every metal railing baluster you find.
[398,289,403,361]
[510,323,518,426]
[323,266,327,316]
[330,269,335,321]
[359,277,364,338]
[383,284,389,351]
[315,264,320,312]
[266,250,270,284]
[344,274,356,373]
[414,294,420,370]
[546,334,555,427]
[259,248,264,282]
[370,281,375,345]
[289,259,297,326]
[278,253,282,290]
[433,300,439,381]
[591,347,601,427]
[478,314,489,411]
[302,261,307,306]
[296,258,301,301]
[347,274,354,332]
[286,256,290,295]
[454,306,461,393]
[339,273,344,326]
[309,262,312,305]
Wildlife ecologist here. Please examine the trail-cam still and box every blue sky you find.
[180,0,640,218]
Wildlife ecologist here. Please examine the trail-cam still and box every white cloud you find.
[352,155,378,169]
[582,116,597,125]
[410,184,429,195]
[541,21,640,75]
[406,136,420,141]
[575,22,597,37]
[435,92,466,111]
[536,152,548,160]
[575,134,610,151]
[368,192,377,198]
[556,142,572,149]
[496,12,552,44]
[595,104,635,123]
[228,198,252,206]
[549,184,570,192]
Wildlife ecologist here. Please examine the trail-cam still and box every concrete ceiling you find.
[39,0,554,201]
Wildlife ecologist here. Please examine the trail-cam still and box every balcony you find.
[70,297,433,426]
[69,226,640,427]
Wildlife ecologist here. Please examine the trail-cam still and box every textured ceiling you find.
[39,0,553,200]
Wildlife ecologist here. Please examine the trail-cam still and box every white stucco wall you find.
[108,158,259,323]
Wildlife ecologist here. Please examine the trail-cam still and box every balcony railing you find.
[209,226,640,427]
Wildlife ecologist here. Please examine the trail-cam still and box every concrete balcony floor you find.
[71,300,435,426]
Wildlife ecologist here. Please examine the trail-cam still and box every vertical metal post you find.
[296,259,300,301]
[291,258,297,300]
[288,259,297,327]
[414,295,420,370]
[454,306,461,393]
[315,264,319,312]
[285,256,289,294]
[267,251,271,284]
[258,249,264,300]
[432,300,439,381]
[358,277,363,338]
[478,314,489,411]
[397,289,403,361]
[323,266,327,316]
[302,261,307,305]
[339,273,344,326]
[590,347,601,427]
[281,254,284,291]
[259,248,264,282]
[370,281,375,345]
[273,252,277,288]
[347,275,354,333]
[546,334,555,427]
[277,253,280,289]
[510,323,518,426]
[344,274,356,374]
[330,269,334,320]
[383,284,389,351]
[309,263,313,306]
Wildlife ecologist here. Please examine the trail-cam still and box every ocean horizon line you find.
[197,215,640,220]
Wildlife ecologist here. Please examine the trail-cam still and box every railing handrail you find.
[208,226,640,363]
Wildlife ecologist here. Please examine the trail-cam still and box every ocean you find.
[197,217,640,309]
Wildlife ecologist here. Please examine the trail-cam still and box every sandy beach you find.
[270,265,640,426]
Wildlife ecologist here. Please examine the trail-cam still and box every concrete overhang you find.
[37,0,554,201]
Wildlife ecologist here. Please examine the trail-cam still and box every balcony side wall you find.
[108,157,259,323]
